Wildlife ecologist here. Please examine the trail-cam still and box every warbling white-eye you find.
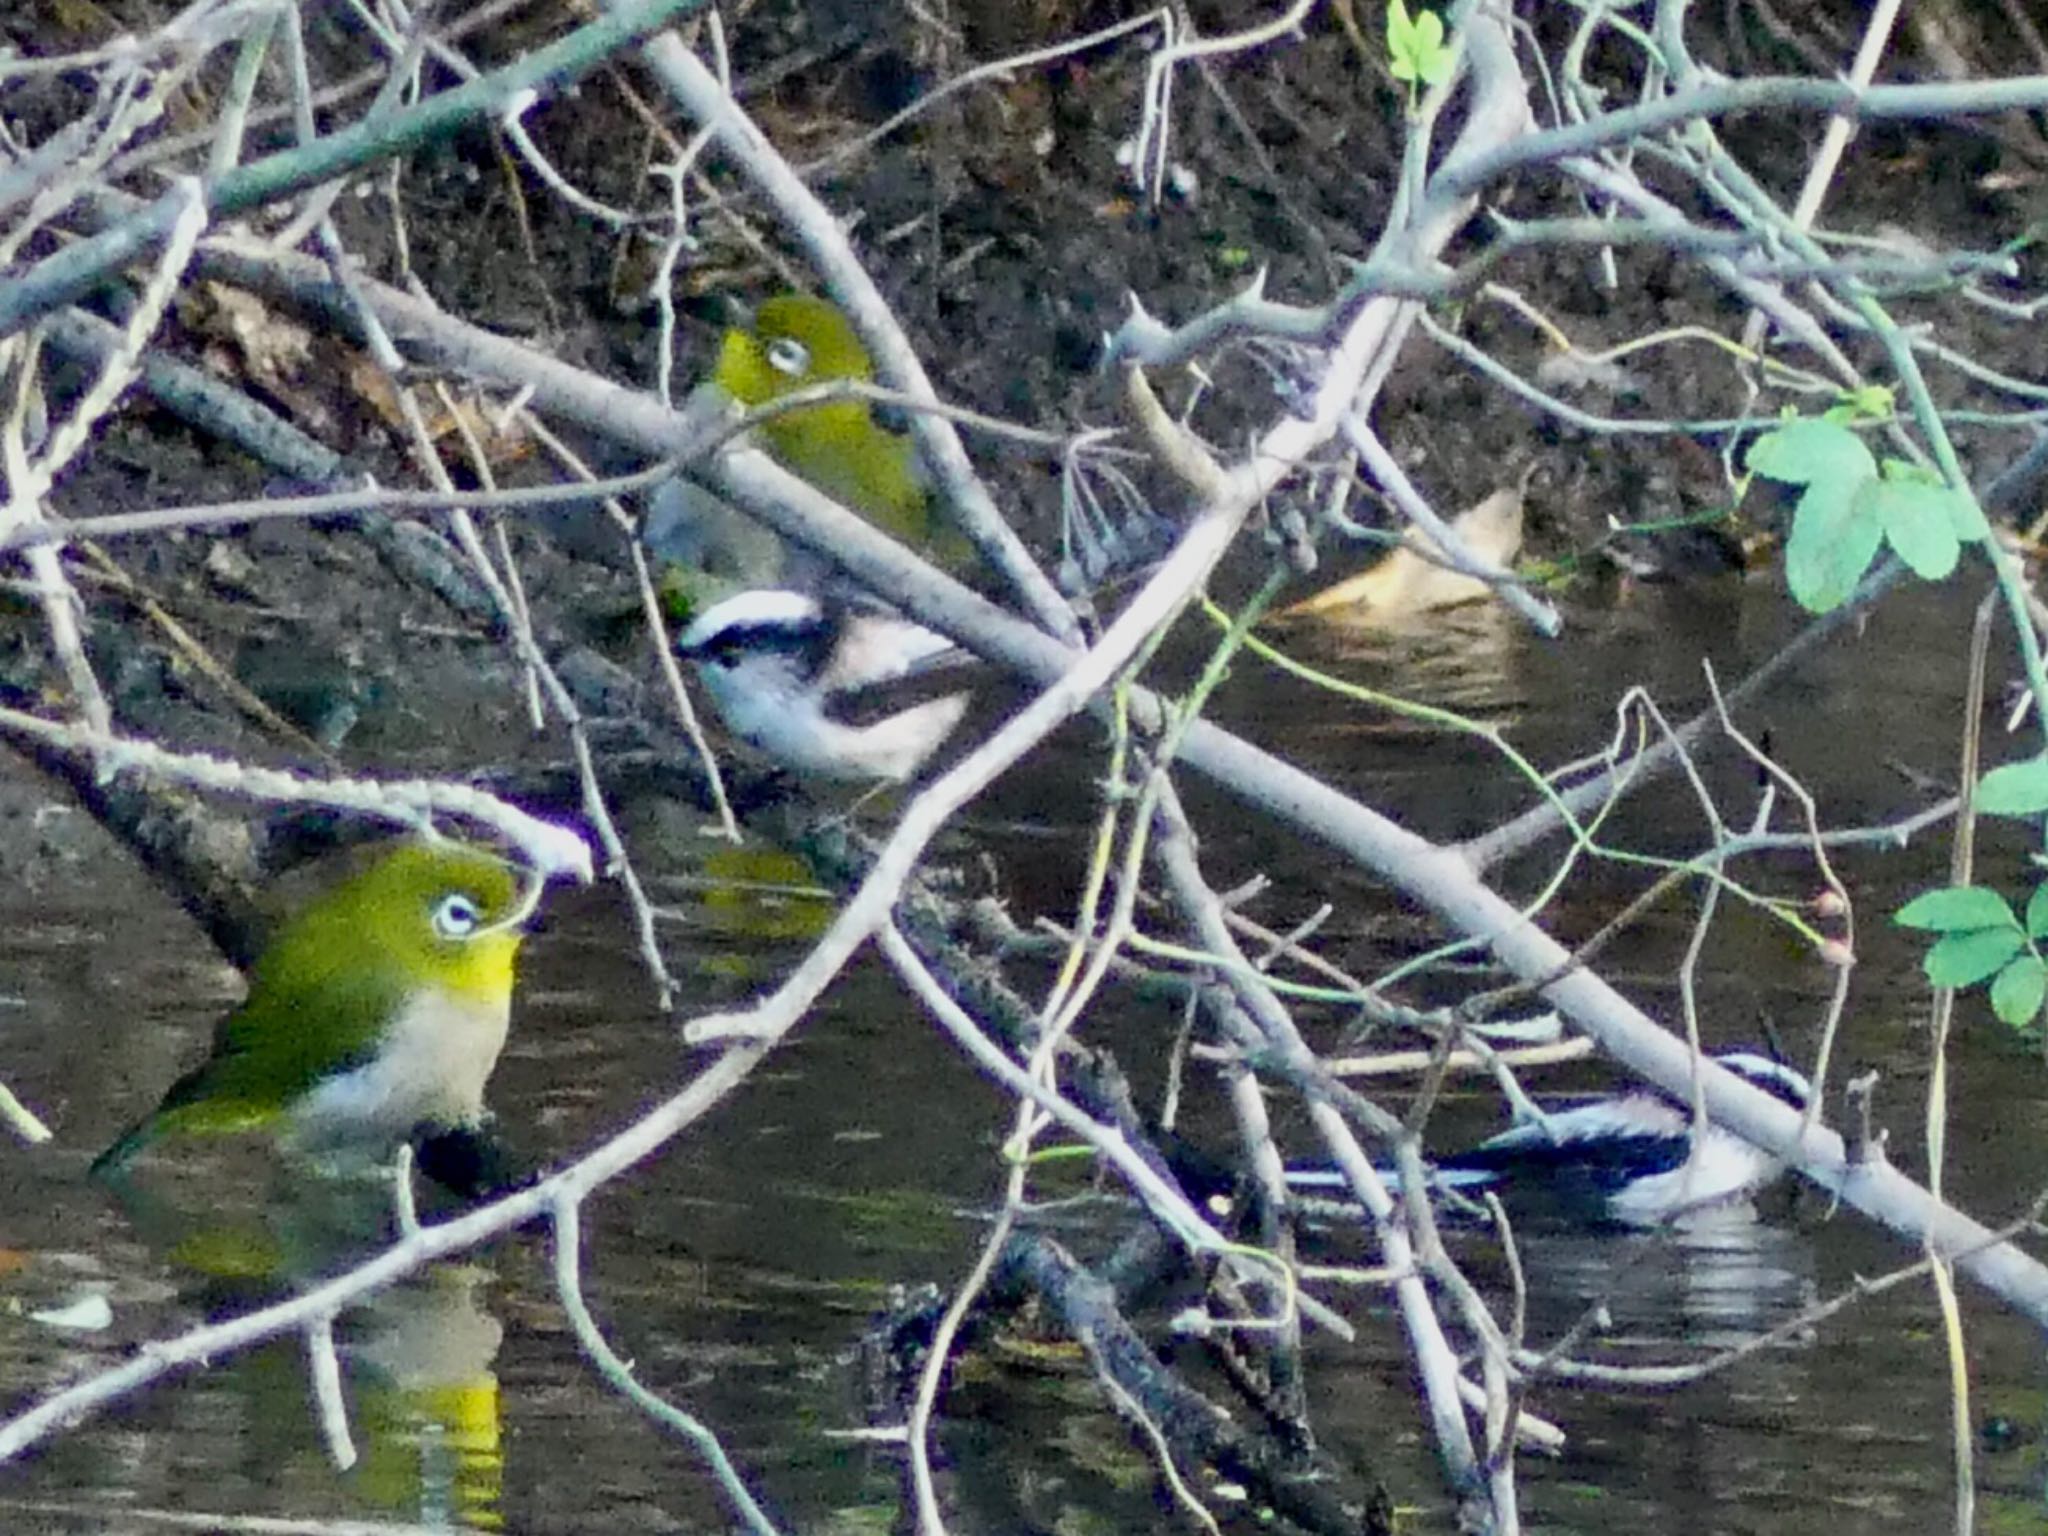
[716,294,928,543]
[92,841,538,1176]
[645,294,973,612]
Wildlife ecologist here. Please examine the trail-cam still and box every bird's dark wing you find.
[822,650,986,731]
[1442,1128,1690,1197]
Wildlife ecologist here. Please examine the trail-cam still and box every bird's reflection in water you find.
[351,1265,506,1531]
[1299,1175,1818,1362]
[1477,1199,1819,1355]
[101,1159,512,1531]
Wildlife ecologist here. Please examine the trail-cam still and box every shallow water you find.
[6,571,2048,1533]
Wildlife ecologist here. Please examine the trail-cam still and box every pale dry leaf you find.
[1274,484,1525,625]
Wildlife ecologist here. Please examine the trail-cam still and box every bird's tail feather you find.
[89,1095,273,1179]
[89,1116,158,1180]
[1285,1164,1497,1196]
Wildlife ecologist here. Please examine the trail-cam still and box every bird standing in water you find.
[92,840,543,1178]
[1289,1050,1813,1227]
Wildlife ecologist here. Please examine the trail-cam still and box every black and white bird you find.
[1291,1050,1814,1227]
[675,589,974,784]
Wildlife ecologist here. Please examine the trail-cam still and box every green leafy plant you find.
[1387,0,1454,102]
[1893,718,2048,1030]
[1745,410,1990,614]
[1976,757,2048,817]
[1828,384,1895,421]
[1898,883,2048,1028]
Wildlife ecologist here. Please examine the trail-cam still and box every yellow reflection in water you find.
[100,1163,511,1531]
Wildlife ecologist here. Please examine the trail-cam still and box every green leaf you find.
[1877,462,1990,542]
[1925,927,2027,989]
[1978,756,2048,817]
[1991,953,2048,1027]
[1412,12,1452,84]
[1938,488,1991,542]
[1897,886,2019,932]
[1875,462,1982,548]
[1746,417,1876,488]
[1387,0,1419,80]
[1387,0,1451,86]
[1784,478,1884,613]
[2026,882,2048,940]
[1864,477,1961,580]
[1829,384,1895,422]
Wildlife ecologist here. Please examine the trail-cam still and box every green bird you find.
[645,293,971,614]
[92,841,537,1177]
[713,293,928,542]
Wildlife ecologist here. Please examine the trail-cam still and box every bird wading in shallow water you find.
[1290,1050,1813,1227]
[676,588,975,785]
[92,841,543,1179]
[645,293,973,611]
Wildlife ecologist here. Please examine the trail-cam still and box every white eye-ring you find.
[433,892,483,939]
[765,336,810,377]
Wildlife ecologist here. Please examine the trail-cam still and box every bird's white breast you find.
[701,651,966,782]
[1601,1126,1780,1225]
[284,984,511,1155]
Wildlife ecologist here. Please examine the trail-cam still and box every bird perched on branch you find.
[92,840,545,1181]
[646,293,972,613]
[676,588,975,785]
[1289,1050,1813,1227]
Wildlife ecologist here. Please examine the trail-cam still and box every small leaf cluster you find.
[1897,884,2048,1029]
[1895,764,2048,1027]
[1745,408,1989,614]
[1387,0,1454,95]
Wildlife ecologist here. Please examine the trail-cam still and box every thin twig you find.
[551,1197,782,1536]
[303,1314,357,1471]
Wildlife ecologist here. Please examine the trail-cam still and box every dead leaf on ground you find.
[1272,484,1525,626]
[346,357,535,470]
[188,281,315,389]
[184,281,334,437]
